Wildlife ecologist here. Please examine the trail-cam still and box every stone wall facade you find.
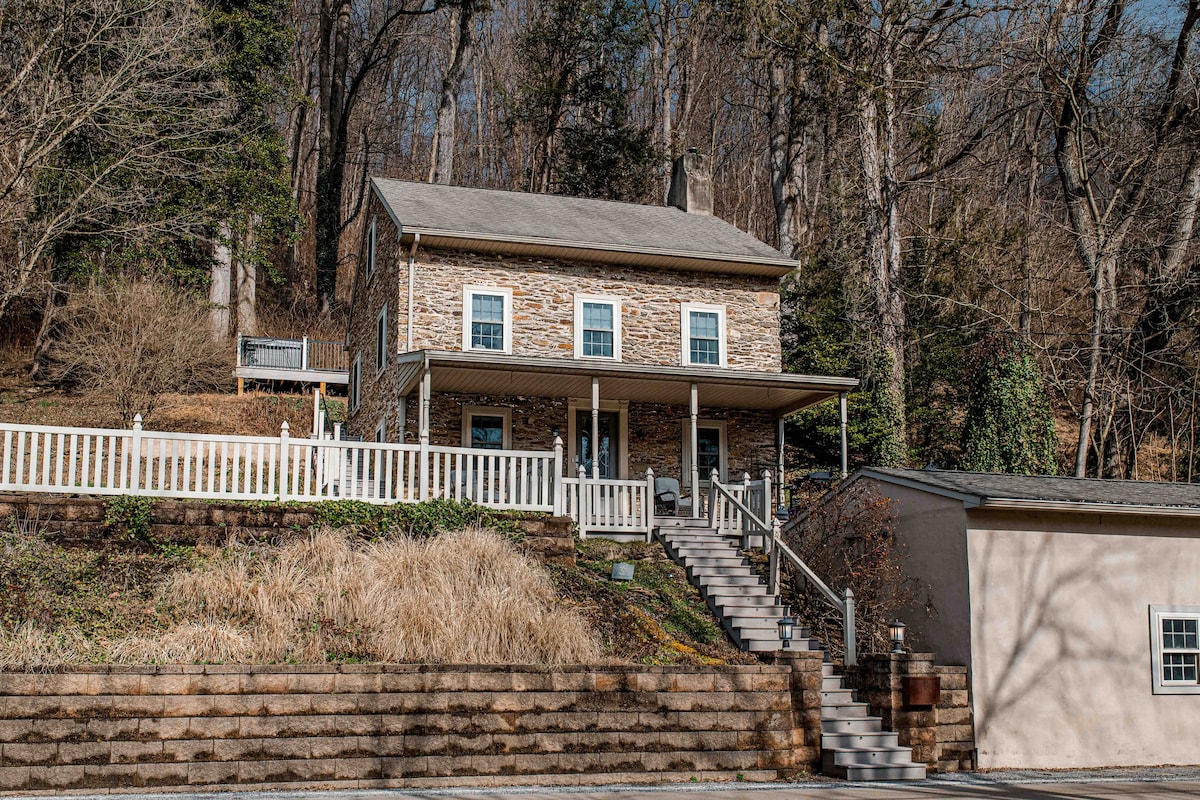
[0,664,814,793]
[840,654,975,773]
[0,495,575,567]
[346,197,786,442]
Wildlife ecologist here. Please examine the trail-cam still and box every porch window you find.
[574,295,622,360]
[681,302,726,367]
[1150,605,1200,694]
[463,286,513,354]
[461,406,512,450]
[682,420,727,483]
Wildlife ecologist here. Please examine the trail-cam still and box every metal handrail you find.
[707,468,857,666]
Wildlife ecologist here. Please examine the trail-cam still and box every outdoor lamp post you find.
[889,619,907,653]
[777,607,797,649]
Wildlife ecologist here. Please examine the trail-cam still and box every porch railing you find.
[0,419,559,512]
[563,466,655,541]
[708,469,857,667]
[237,334,348,373]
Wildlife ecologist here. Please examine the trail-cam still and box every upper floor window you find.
[462,286,513,354]
[349,352,362,412]
[375,303,388,374]
[681,302,726,367]
[365,215,377,281]
[1151,605,1200,694]
[574,295,622,360]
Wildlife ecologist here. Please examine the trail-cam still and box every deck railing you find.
[0,419,559,511]
[237,335,347,373]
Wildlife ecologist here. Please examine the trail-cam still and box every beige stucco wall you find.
[964,510,1200,769]
[863,481,973,667]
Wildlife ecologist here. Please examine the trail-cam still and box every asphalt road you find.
[11,770,1200,800]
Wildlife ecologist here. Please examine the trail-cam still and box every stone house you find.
[345,154,856,508]
[847,467,1200,769]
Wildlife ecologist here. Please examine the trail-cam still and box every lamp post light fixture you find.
[889,619,907,654]
[777,607,797,649]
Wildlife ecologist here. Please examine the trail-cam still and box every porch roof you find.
[394,350,857,416]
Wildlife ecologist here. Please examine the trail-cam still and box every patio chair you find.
[654,477,693,517]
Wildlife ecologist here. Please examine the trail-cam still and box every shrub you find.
[46,280,231,425]
[781,481,920,655]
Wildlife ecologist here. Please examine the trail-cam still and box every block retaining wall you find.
[0,494,575,567]
[0,662,819,794]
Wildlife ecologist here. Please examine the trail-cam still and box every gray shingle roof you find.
[370,178,794,269]
[867,468,1200,509]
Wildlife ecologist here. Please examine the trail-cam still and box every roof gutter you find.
[975,497,1200,518]
[400,226,798,274]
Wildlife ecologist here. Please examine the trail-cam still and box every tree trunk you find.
[315,0,350,311]
[209,223,232,340]
[235,219,257,336]
[429,3,476,185]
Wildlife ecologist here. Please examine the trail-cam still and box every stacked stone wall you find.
[841,654,975,773]
[0,664,808,793]
[0,495,574,567]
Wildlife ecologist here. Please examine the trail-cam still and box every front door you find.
[575,410,619,478]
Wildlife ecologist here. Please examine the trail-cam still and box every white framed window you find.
[680,302,727,367]
[374,417,387,443]
[682,420,728,483]
[375,303,388,375]
[461,406,512,450]
[349,352,362,412]
[462,286,513,354]
[365,215,377,281]
[1151,605,1200,694]
[573,295,622,360]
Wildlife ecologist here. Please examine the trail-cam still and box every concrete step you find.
[822,663,836,677]
[740,637,822,652]
[821,731,901,750]
[686,565,756,577]
[653,517,709,527]
[822,675,846,690]
[670,545,740,558]
[678,553,746,565]
[710,598,786,613]
[724,615,792,631]
[698,576,764,587]
[822,716,882,734]
[823,759,927,782]
[821,688,855,705]
[822,701,870,719]
[824,746,919,767]
[699,584,770,597]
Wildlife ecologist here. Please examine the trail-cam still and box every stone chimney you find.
[667,148,713,215]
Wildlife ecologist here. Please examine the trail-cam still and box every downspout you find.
[406,232,420,351]
[839,391,849,479]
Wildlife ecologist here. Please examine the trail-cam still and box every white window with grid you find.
[680,302,726,367]
[462,286,513,354]
[573,295,621,360]
[1150,605,1200,694]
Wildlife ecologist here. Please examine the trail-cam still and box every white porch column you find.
[689,382,699,505]
[418,363,431,499]
[591,376,600,480]
[839,391,849,479]
[777,416,786,508]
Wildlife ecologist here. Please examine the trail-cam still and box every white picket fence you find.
[0,418,562,512]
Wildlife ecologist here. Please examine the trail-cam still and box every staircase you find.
[654,517,926,781]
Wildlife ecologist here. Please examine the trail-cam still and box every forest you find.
[1,0,1199,480]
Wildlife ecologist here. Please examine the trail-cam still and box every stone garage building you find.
[849,468,1200,769]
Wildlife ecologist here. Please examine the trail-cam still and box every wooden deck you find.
[235,334,348,391]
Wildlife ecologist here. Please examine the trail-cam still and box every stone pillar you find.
[841,653,975,772]
[768,650,824,772]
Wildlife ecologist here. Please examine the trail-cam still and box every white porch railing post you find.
[768,518,780,596]
[577,464,588,539]
[644,467,654,542]
[552,436,564,516]
[130,414,143,495]
[278,421,290,501]
[741,472,752,549]
[301,335,309,370]
[762,469,774,526]
[843,587,857,667]
[708,468,719,529]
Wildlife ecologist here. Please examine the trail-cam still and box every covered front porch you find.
[391,350,857,534]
